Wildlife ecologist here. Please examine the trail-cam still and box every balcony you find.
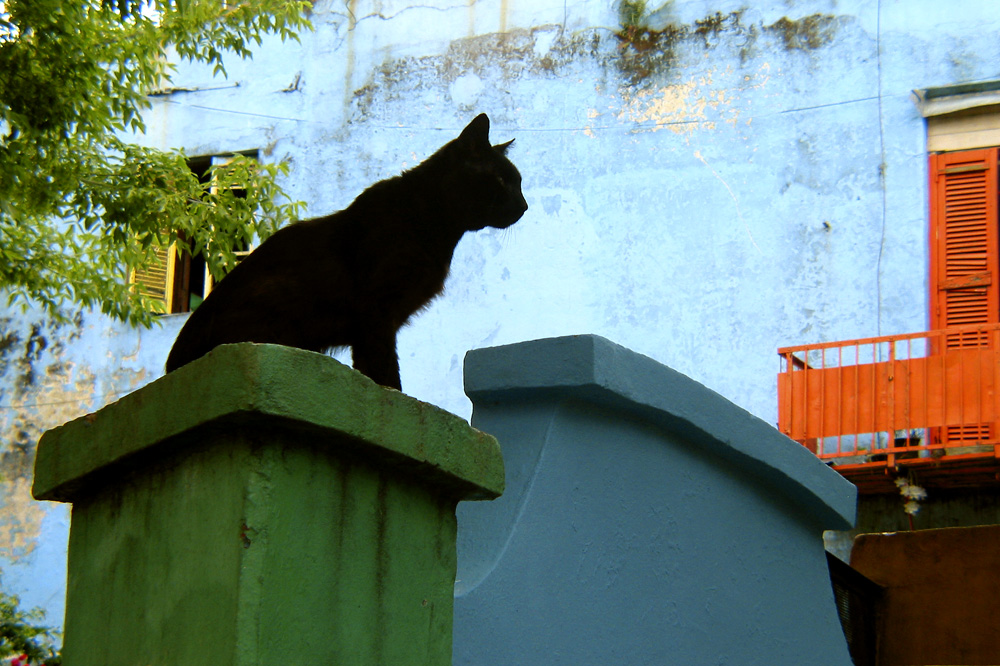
[778,323,1000,493]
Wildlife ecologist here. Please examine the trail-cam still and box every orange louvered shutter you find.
[930,148,999,334]
[929,147,999,444]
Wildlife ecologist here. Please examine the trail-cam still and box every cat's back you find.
[208,214,355,296]
[233,214,344,270]
[164,213,351,371]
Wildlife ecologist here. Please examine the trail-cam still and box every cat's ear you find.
[459,113,491,149]
[494,138,515,155]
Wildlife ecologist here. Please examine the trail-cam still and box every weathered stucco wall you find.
[0,308,184,623]
[4,0,1000,629]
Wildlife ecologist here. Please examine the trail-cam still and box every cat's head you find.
[440,114,528,232]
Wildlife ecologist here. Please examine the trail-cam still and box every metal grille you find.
[827,552,882,666]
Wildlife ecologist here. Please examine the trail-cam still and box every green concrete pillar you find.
[32,343,503,666]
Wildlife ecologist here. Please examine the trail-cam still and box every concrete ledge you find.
[34,342,503,503]
[35,342,501,665]
[465,334,855,530]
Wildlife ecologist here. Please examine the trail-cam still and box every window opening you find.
[129,150,258,314]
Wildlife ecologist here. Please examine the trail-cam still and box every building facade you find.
[3,0,1000,628]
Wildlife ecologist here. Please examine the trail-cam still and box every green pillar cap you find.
[33,343,504,503]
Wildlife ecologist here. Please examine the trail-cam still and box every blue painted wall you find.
[3,0,999,629]
[455,335,856,664]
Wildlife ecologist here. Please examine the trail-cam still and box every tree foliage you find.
[0,590,60,665]
[0,0,310,327]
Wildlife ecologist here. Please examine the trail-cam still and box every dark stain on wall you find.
[611,9,841,84]
[614,9,841,81]
[0,319,19,406]
[351,26,592,120]
[765,14,839,51]
[348,8,846,122]
[1,311,82,409]
[693,11,735,48]
[16,323,47,395]
[0,330,18,358]
[614,22,687,85]
[0,312,84,488]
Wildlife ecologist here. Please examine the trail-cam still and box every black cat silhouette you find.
[165,114,527,390]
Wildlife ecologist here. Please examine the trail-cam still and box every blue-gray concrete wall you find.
[4,0,999,628]
[455,335,856,665]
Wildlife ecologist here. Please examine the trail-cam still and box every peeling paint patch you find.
[0,308,160,563]
[616,63,770,133]
[350,24,602,123]
[0,476,46,559]
[105,366,148,407]
[0,314,89,560]
[0,359,97,559]
[618,76,718,132]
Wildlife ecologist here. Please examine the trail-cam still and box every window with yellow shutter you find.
[129,244,176,313]
[128,151,257,314]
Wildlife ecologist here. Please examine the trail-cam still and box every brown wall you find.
[851,525,1000,665]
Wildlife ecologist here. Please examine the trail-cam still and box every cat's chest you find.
[392,245,451,297]
[360,236,454,304]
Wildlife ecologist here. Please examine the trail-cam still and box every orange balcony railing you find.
[778,323,1000,492]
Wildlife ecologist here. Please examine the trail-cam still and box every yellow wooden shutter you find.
[129,244,176,313]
